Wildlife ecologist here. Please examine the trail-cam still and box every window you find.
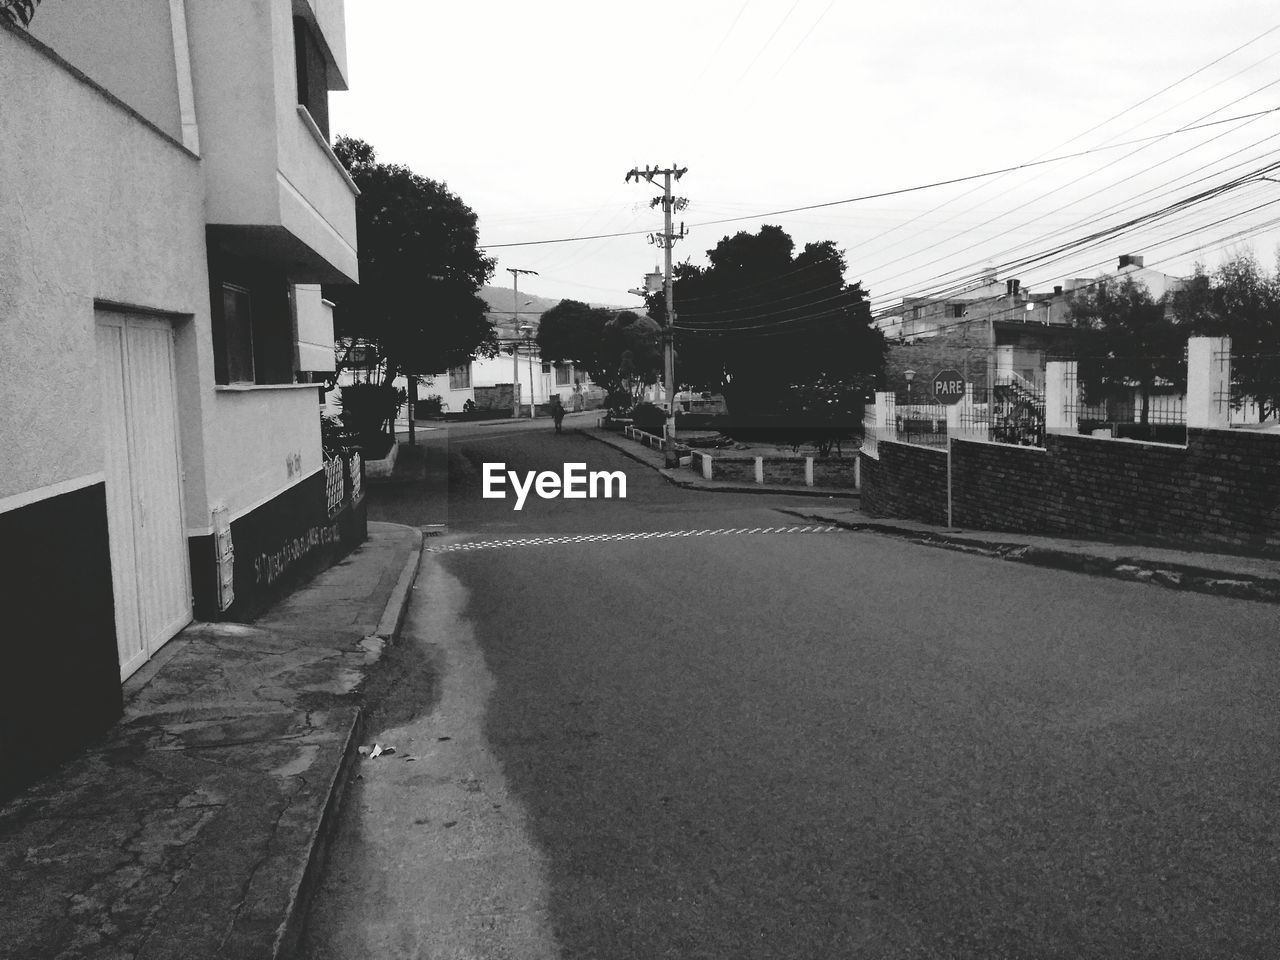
[555,362,573,386]
[209,251,294,385]
[220,285,255,384]
[293,17,330,138]
[449,363,472,390]
[542,362,551,374]
[949,303,965,318]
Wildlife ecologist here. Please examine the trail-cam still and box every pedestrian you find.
[550,395,565,434]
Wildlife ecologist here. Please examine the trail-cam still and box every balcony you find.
[189,0,357,284]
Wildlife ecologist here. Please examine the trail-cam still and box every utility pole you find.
[527,329,536,419]
[625,164,688,467]
[508,267,538,418]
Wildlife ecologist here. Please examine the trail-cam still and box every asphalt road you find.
[303,420,1280,959]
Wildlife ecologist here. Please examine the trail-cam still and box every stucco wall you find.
[0,25,206,504]
[185,0,279,224]
[29,0,183,141]
[204,386,325,524]
[185,0,357,282]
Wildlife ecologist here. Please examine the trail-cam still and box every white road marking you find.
[424,526,843,554]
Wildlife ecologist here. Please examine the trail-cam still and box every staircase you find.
[993,372,1046,446]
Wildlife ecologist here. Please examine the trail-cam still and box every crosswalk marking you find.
[424,525,840,554]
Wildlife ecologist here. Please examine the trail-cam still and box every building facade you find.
[0,0,362,793]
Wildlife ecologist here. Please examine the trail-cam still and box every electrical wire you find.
[477,108,1280,251]
[737,0,802,83]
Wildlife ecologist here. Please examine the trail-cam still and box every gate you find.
[96,312,192,680]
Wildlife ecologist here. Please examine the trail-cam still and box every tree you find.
[652,225,885,419]
[1170,252,1280,421]
[602,310,663,402]
[535,299,609,380]
[535,300,662,404]
[1068,275,1183,426]
[1,0,40,26]
[324,137,496,385]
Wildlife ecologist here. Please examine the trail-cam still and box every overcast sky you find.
[331,2,1280,314]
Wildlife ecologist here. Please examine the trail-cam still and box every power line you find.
[860,76,1280,299]
[845,25,1280,264]
[477,107,1280,251]
[673,168,1280,335]
[737,0,802,83]
[767,0,836,82]
[695,0,752,83]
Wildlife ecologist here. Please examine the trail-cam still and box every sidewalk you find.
[0,521,424,960]
[583,426,1280,605]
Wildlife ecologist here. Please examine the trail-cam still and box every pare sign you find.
[932,369,967,404]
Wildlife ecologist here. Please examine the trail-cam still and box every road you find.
[301,418,1280,959]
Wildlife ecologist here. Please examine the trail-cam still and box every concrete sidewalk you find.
[583,425,1280,605]
[0,521,424,960]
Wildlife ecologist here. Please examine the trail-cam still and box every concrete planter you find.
[362,439,399,479]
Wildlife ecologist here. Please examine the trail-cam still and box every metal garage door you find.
[96,312,192,681]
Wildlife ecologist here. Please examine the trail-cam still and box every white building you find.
[0,0,360,790]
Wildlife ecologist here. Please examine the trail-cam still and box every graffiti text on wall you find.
[253,521,341,585]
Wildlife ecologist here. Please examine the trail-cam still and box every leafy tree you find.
[1171,252,1280,421]
[603,310,663,402]
[535,299,608,379]
[324,137,496,385]
[1068,275,1184,425]
[1,0,40,26]
[652,225,885,418]
[535,300,662,403]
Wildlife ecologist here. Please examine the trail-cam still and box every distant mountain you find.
[480,285,635,336]
[480,285,561,337]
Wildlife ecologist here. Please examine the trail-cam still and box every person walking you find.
[550,395,565,434]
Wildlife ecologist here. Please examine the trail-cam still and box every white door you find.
[96,313,192,680]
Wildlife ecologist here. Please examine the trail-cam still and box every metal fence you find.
[895,401,950,448]
[1218,347,1280,427]
[1055,352,1188,443]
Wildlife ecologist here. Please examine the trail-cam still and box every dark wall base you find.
[190,471,367,622]
[0,483,122,799]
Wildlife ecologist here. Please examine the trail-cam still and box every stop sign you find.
[932,369,967,404]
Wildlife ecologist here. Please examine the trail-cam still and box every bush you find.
[630,401,667,437]
[335,383,401,446]
[320,414,351,459]
[416,394,444,417]
[605,389,633,416]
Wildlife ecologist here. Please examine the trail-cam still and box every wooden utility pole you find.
[625,164,688,466]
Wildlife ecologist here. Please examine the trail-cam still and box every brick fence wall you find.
[859,441,948,525]
[864,428,1280,555]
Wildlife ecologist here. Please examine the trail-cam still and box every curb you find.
[276,525,426,959]
[784,510,1280,605]
[375,528,426,640]
[580,428,859,499]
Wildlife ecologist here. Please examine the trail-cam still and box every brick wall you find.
[950,440,1050,533]
[813,460,858,487]
[710,458,756,483]
[859,441,948,525]
[762,460,807,485]
[884,338,989,402]
[872,428,1280,556]
[474,383,514,410]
